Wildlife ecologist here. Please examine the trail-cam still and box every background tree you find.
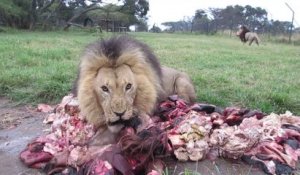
[0,0,32,29]
[162,19,192,33]
[160,5,274,36]
[218,5,244,36]
[270,20,292,35]
[64,0,149,30]
[244,5,268,31]
[0,0,149,31]
[208,8,222,32]
[149,24,161,33]
[192,9,210,34]
[0,2,295,36]
[134,18,148,31]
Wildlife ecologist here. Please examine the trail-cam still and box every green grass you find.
[0,31,97,104]
[0,31,299,115]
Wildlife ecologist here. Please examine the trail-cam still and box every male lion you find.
[236,25,260,46]
[75,36,196,145]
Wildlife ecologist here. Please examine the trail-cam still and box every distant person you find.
[236,25,260,46]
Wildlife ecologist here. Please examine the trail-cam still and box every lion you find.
[74,36,196,145]
[161,66,196,103]
[236,25,260,46]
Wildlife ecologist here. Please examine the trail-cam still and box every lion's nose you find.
[114,111,125,117]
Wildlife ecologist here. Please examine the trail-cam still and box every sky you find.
[147,0,300,29]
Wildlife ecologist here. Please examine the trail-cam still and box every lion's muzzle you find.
[108,118,126,126]
[114,111,125,118]
[108,115,141,133]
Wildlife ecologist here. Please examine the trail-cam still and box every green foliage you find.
[88,4,132,24]
[162,5,290,35]
[0,0,149,30]
[135,18,148,31]
[0,0,31,28]
[0,31,299,116]
[149,25,161,33]
[87,0,149,28]
[0,0,29,16]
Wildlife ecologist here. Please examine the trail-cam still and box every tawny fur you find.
[76,36,196,145]
[78,36,162,129]
[161,66,196,103]
[236,25,260,46]
[245,32,260,46]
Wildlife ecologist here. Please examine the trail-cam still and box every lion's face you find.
[93,65,137,133]
[78,36,162,134]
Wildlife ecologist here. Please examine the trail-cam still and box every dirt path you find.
[0,97,267,175]
[0,98,47,175]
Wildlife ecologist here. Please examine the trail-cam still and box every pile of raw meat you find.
[20,94,300,175]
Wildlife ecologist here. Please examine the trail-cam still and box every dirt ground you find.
[0,98,48,175]
[0,97,267,175]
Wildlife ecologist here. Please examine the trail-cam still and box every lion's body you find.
[245,32,260,46]
[161,66,196,103]
[236,26,260,46]
[75,36,196,145]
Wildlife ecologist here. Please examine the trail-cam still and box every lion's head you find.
[236,25,250,43]
[76,36,163,133]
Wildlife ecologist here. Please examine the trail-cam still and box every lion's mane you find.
[236,25,260,46]
[76,36,164,128]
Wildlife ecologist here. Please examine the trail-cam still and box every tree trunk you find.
[63,5,102,31]
[29,0,37,30]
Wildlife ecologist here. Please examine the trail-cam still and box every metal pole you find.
[285,2,295,43]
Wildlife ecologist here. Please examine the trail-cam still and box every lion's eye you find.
[101,86,109,92]
[125,83,132,91]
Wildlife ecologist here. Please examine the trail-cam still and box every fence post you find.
[285,3,295,44]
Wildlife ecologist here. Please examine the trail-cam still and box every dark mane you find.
[239,26,250,43]
[97,36,162,77]
[72,35,162,95]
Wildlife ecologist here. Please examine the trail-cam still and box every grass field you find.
[0,30,299,115]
